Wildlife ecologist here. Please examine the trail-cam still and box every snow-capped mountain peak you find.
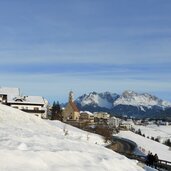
[76,91,171,109]
[75,91,171,118]
[75,91,119,109]
[113,90,171,108]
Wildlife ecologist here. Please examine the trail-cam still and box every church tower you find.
[69,91,74,102]
[63,91,80,122]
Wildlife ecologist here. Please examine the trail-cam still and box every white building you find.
[80,111,94,123]
[0,87,20,104]
[93,112,110,119]
[120,119,134,130]
[0,87,48,118]
[108,116,121,128]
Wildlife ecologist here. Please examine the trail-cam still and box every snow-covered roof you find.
[0,87,20,96]
[10,96,46,105]
[80,111,94,116]
[0,87,48,105]
[0,87,20,101]
[121,120,134,125]
[25,96,45,104]
[110,116,117,119]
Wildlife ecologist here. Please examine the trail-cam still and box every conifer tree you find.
[51,101,63,121]
[51,101,57,120]
[56,101,63,121]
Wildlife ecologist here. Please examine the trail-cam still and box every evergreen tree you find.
[155,137,160,142]
[51,101,57,120]
[56,101,63,121]
[51,101,63,121]
[151,137,155,140]
[164,139,171,147]
[137,129,142,136]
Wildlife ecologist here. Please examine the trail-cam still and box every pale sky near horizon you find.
[0,0,171,103]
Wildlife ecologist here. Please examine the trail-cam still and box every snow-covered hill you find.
[0,104,145,171]
[117,131,171,162]
[133,124,171,143]
[74,91,171,118]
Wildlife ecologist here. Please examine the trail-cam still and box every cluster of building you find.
[0,87,48,118]
[62,91,134,129]
[62,91,112,126]
[134,119,170,126]
[0,87,135,129]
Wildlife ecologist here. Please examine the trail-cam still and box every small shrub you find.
[63,124,69,136]
[94,126,113,143]
[155,138,160,142]
[86,133,90,141]
[137,129,142,136]
[151,137,155,141]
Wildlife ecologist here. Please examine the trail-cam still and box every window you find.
[13,106,18,109]
[34,107,39,111]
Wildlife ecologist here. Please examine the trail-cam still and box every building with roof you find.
[0,87,48,118]
[120,119,134,130]
[108,116,121,128]
[63,91,80,122]
[0,87,20,104]
[80,111,94,123]
[93,112,110,120]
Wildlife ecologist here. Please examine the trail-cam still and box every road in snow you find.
[117,131,171,162]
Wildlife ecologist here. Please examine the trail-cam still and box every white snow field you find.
[0,104,147,171]
[117,131,171,162]
[134,125,171,143]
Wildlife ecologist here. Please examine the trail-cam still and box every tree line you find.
[135,129,171,148]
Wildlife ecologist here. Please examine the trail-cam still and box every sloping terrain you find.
[0,104,144,171]
[117,131,171,162]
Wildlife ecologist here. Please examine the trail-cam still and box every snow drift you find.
[0,103,147,171]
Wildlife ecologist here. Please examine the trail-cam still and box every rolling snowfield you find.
[0,103,152,171]
[134,125,171,143]
[117,131,171,162]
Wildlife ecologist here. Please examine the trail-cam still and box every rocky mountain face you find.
[75,92,119,109]
[74,91,171,118]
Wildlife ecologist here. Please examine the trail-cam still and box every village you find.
[1,87,170,132]
[1,86,171,170]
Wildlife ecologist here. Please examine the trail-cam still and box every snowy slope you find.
[117,131,171,162]
[133,125,171,143]
[0,104,145,171]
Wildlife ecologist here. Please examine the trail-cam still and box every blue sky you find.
[0,0,171,103]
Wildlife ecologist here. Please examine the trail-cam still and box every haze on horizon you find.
[0,0,171,103]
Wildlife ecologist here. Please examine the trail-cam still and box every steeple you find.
[69,91,74,102]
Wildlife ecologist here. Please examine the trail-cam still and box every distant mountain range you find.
[72,91,171,119]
